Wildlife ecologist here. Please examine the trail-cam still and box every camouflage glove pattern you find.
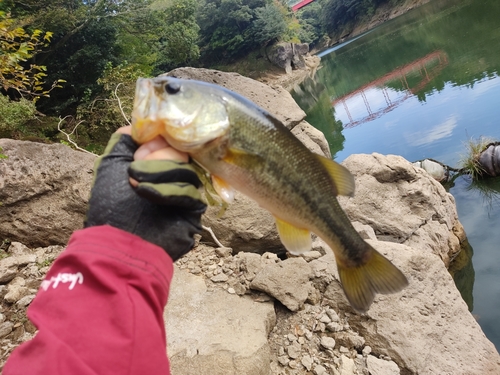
[84,132,206,261]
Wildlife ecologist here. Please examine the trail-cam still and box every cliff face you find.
[1,68,499,374]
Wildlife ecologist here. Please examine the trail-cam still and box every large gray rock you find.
[317,240,500,374]
[339,153,465,266]
[0,139,95,247]
[201,192,285,254]
[165,67,306,129]
[266,42,309,74]
[165,267,276,375]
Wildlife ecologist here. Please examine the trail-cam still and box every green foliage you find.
[74,62,148,152]
[0,94,37,137]
[296,2,323,45]
[153,0,200,73]
[0,11,61,101]
[320,0,387,35]
[252,3,287,45]
[0,147,7,159]
[196,0,290,62]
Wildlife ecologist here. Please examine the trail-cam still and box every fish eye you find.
[165,82,181,95]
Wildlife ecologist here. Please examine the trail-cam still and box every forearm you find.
[3,225,174,375]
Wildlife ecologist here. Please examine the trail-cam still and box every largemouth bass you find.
[131,77,408,313]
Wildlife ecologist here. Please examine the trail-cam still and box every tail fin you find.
[337,246,408,313]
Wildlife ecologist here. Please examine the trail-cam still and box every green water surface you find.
[292,0,500,350]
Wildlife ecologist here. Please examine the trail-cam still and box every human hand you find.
[84,126,206,261]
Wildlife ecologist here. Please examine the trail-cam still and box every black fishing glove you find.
[84,132,207,261]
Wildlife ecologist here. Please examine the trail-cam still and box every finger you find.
[116,125,132,135]
[144,148,189,163]
[134,136,170,160]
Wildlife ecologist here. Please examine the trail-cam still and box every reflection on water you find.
[292,0,500,350]
[334,51,449,128]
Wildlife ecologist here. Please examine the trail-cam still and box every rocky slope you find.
[1,69,499,374]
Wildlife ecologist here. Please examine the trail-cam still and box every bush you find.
[0,95,37,138]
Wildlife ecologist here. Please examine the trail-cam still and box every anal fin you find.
[274,217,312,255]
[212,175,235,204]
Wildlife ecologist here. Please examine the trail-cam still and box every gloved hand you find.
[84,127,207,261]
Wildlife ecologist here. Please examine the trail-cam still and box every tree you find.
[0,11,60,101]
[196,0,295,63]
[153,0,200,73]
[252,3,287,45]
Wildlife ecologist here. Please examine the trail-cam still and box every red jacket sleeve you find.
[3,225,174,375]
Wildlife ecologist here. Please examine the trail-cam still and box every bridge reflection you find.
[333,51,449,128]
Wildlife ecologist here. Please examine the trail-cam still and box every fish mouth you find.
[131,79,163,144]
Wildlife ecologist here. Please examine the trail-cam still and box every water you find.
[292,0,500,350]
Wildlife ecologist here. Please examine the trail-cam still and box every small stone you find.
[313,364,327,375]
[287,343,301,359]
[326,322,341,332]
[0,269,17,284]
[301,251,322,262]
[211,273,229,282]
[320,313,332,323]
[320,336,336,349]
[190,266,201,274]
[362,346,372,356]
[16,294,35,307]
[5,276,27,303]
[326,308,340,322]
[366,355,400,375]
[339,346,349,353]
[339,354,355,375]
[0,321,13,338]
[8,242,31,256]
[227,287,236,294]
[278,355,290,366]
[215,247,233,257]
[304,329,313,341]
[301,354,313,371]
[287,333,298,342]
[288,360,299,369]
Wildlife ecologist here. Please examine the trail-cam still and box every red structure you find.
[292,0,315,11]
[332,51,449,128]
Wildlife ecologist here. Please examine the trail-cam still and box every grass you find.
[459,136,496,179]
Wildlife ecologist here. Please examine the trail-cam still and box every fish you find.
[131,76,408,313]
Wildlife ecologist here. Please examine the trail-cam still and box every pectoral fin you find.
[222,147,264,169]
[316,155,355,197]
[274,217,312,255]
[212,175,235,204]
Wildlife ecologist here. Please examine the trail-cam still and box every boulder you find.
[266,43,310,74]
[0,139,95,247]
[165,267,276,375]
[318,240,500,374]
[201,192,285,254]
[165,67,306,129]
[339,153,465,266]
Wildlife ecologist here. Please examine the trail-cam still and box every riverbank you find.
[255,0,433,91]
[314,0,433,53]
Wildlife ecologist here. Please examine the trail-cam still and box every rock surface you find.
[339,153,465,266]
[265,42,310,74]
[0,139,96,247]
[165,266,276,375]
